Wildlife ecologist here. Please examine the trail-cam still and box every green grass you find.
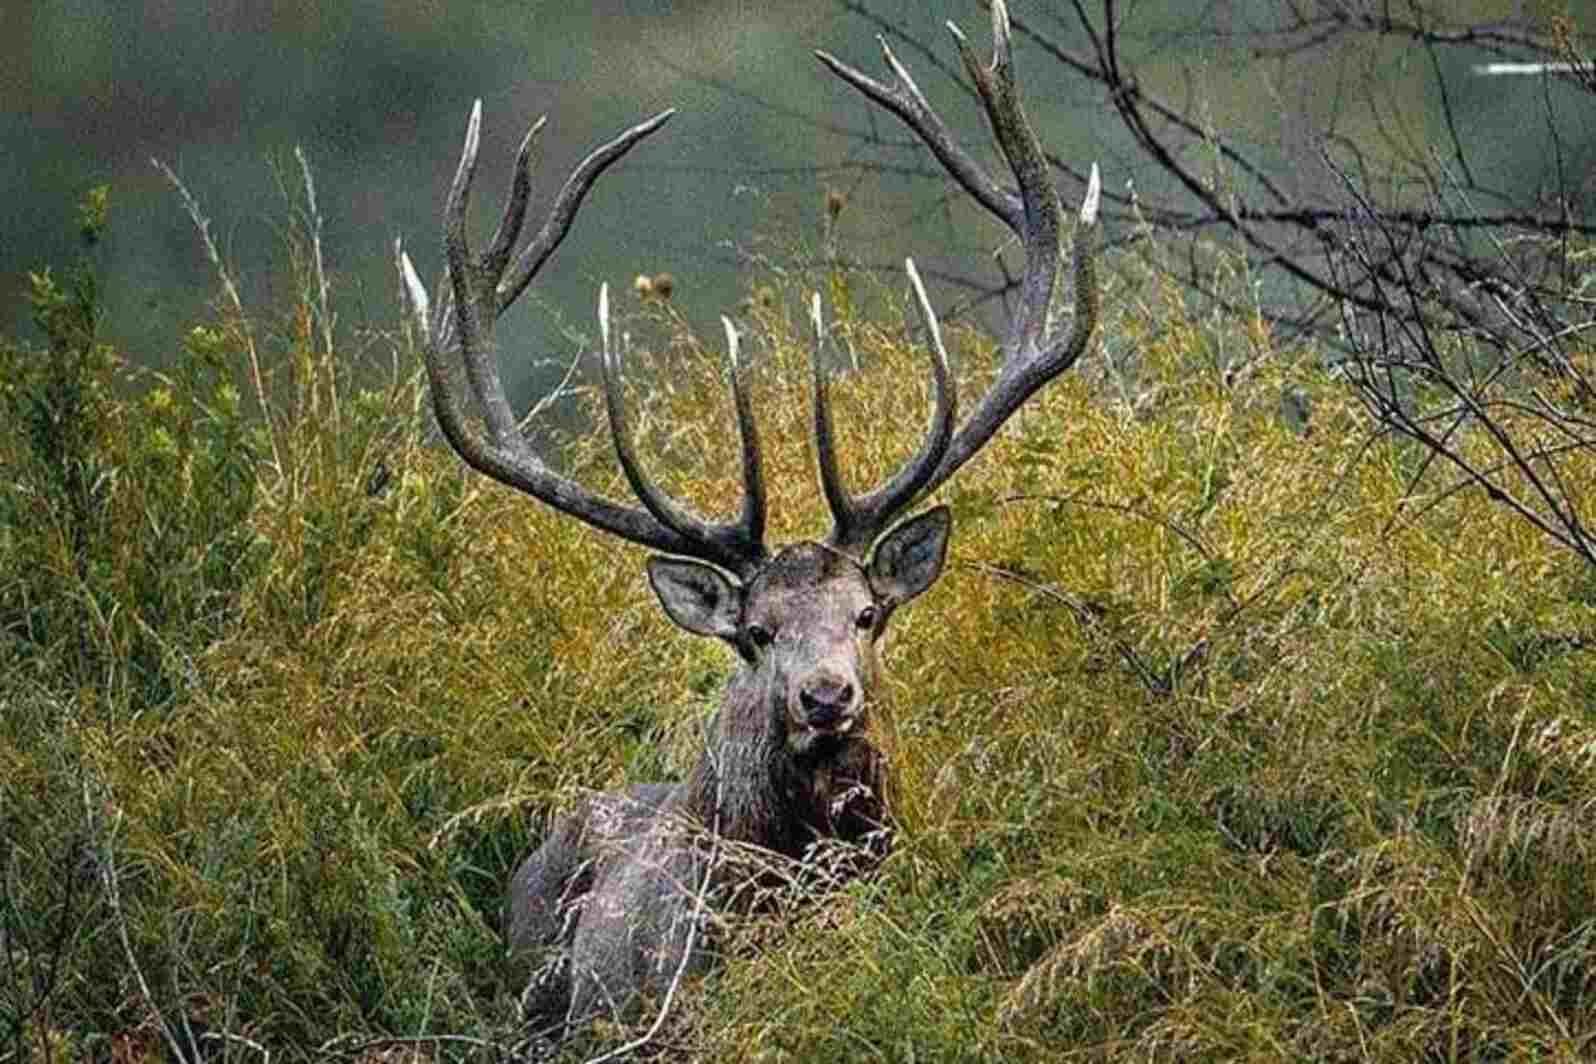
[1,190,1593,1062]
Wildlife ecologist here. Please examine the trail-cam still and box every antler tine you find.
[443,100,518,446]
[723,315,769,552]
[498,111,673,315]
[808,293,850,542]
[929,163,1099,489]
[818,0,1102,513]
[814,42,1018,234]
[481,115,546,285]
[597,287,769,579]
[812,260,957,557]
[422,108,674,371]
[404,100,775,571]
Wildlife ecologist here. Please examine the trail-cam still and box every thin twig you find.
[320,1032,500,1058]
[198,1028,271,1061]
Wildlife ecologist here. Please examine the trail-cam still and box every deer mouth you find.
[804,700,858,731]
[788,702,864,755]
[812,714,857,736]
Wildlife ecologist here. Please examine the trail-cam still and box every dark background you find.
[7,1,1592,406]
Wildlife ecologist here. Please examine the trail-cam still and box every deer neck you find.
[680,662,809,854]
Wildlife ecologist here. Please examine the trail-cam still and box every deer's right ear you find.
[646,557,744,641]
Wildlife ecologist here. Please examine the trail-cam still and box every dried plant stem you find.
[294,146,340,433]
[152,157,282,472]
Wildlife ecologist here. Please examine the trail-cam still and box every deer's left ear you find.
[647,557,744,641]
[869,505,951,608]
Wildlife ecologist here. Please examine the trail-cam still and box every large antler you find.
[813,0,1101,554]
[399,101,771,580]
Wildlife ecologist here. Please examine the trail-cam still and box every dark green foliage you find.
[1,190,260,712]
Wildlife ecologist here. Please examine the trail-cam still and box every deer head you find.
[396,0,1100,794]
[649,511,948,757]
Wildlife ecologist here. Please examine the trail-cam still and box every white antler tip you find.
[458,99,484,169]
[397,243,430,331]
[991,0,1011,47]
[517,115,548,158]
[903,258,947,361]
[1081,163,1102,226]
[598,282,612,356]
[809,291,824,335]
[721,315,741,369]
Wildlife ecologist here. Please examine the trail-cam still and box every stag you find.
[398,0,1100,1039]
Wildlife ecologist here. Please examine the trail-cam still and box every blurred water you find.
[6,1,1592,415]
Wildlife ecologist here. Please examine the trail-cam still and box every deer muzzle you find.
[794,674,860,741]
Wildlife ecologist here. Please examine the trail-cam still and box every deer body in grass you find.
[399,0,1100,1036]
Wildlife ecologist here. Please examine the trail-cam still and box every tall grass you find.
[1,186,1592,1062]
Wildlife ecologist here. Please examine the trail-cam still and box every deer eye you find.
[746,624,774,649]
[856,605,879,631]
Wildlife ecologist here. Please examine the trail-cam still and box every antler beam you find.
[400,101,771,580]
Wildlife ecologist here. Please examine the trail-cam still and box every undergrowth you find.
[0,184,1592,1062]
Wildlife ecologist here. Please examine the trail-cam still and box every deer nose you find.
[800,678,856,729]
